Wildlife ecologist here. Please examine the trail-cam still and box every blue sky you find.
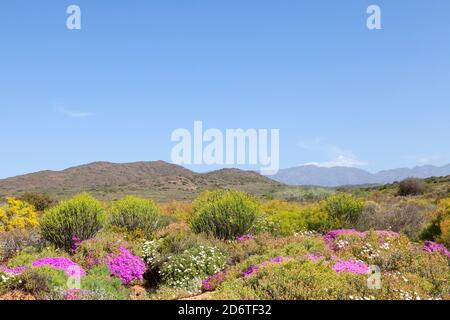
[1,0,449,178]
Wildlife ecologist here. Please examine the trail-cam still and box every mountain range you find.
[0,161,281,201]
[271,164,450,187]
[0,161,449,201]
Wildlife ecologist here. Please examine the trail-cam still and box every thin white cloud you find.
[304,155,369,168]
[401,153,446,166]
[57,106,94,118]
[298,138,368,168]
[416,154,442,165]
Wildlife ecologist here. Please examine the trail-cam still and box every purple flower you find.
[332,259,369,274]
[323,229,364,250]
[306,253,325,263]
[243,265,259,277]
[202,271,227,291]
[242,256,290,278]
[70,236,82,254]
[423,241,450,258]
[64,289,81,300]
[32,257,85,277]
[107,246,146,285]
[270,257,284,263]
[374,230,400,239]
[323,229,399,250]
[237,234,256,242]
[0,265,27,275]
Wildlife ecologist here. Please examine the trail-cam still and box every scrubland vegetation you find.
[1,177,449,300]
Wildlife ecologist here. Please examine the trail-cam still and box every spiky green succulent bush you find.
[323,194,364,227]
[108,196,162,238]
[190,190,260,240]
[40,193,104,250]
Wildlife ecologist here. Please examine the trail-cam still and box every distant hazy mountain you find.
[272,164,450,187]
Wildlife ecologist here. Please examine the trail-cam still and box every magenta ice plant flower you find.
[306,253,325,263]
[32,257,86,277]
[374,230,400,239]
[323,229,364,250]
[332,259,369,274]
[107,246,146,285]
[423,241,450,258]
[236,234,255,242]
[243,265,259,278]
[70,236,82,254]
[242,256,290,278]
[202,271,227,291]
[64,289,81,300]
[0,265,27,275]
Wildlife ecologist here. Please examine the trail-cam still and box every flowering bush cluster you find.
[1,191,449,300]
[323,229,364,250]
[160,246,226,291]
[332,259,369,274]
[142,239,162,267]
[70,236,82,254]
[0,271,20,291]
[242,257,290,278]
[323,229,399,252]
[423,241,450,258]
[202,271,227,291]
[0,265,27,275]
[32,257,86,277]
[306,253,325,262]
[0,198,38,232]
[236,234,255,242]
[107,246,146,285]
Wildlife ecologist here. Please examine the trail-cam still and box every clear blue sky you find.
[1,0,449,178]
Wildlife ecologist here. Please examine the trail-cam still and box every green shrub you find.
[190,190,260,240]
[40,193,104,250]
[19,192,55,211]
[80,266,130,300]
[250,213,280,236]
[214,260,364,300]
[398,178,426,196]
[6,246,66,268]
[275,187,335,202]
[323,194,364,227]
[262,200,338,235]
[108,196,162,239]
[18,266,68,300]
[356,199,434,239]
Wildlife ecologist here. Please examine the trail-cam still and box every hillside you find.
[0,161,283,202]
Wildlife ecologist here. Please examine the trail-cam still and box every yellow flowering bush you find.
[262,200,338,235]
[0,197,38,232]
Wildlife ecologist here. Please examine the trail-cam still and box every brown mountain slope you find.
[0,161,283,202]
